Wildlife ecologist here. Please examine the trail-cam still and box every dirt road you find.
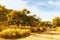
[19,33,60,40]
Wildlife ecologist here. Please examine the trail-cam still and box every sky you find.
[0,0,60,21]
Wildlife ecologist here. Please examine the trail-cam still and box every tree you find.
[0,5,7,21]
[52,17,60,26]
[7,10,20,26]
[20,9,30,14]
[0,5,41,27]
[37,21,52,27]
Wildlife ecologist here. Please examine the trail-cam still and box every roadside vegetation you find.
[0,4,60,39]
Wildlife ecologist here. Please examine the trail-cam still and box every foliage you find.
[52,17,60,26]
[31,27,38,32]
[0,5,40,27]
[37,21,52,27]
[0,28,31,38]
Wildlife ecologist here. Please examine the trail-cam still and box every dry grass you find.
[56,27,60,34]
[0,28,31,39]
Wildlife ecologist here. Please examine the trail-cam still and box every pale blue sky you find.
[0,0,60,21]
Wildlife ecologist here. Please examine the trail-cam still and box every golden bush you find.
[31,27,38,32]
[0,28,31,38]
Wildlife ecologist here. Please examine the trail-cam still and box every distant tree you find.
[52,17,60,26]
[37,21,52,27]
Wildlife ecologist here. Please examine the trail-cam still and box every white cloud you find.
[1,0,28,9]
[36,2,47,6]
[0,0,7,5]
[48,0,60,7]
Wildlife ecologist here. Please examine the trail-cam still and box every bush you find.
[56,27,60,33]
[30,27,46,32]
[0,28,31,39]
[31,27,38,32]
[38,27,46,32]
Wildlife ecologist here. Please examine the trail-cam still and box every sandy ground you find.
[0,31,60,40]
[19,33,60,40]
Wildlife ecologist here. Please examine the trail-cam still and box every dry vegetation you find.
[0,4,60,39]
[0,27,31,39]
